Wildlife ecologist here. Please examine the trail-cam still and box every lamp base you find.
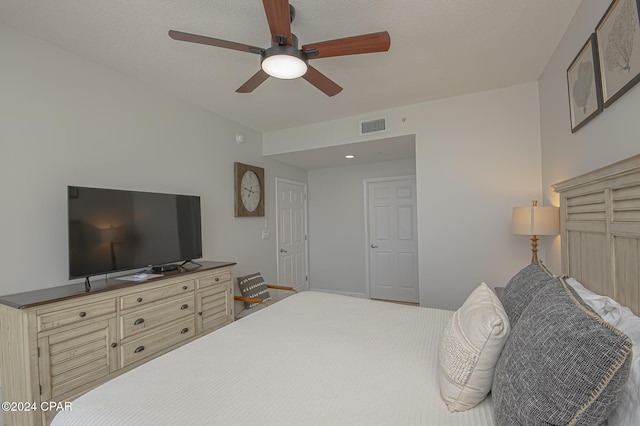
[530,234,539,263]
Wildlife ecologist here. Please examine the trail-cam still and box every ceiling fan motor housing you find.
[289,4,295,23]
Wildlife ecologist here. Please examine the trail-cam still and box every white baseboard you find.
[309,288,368,299]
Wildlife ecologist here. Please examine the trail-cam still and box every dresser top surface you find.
[0,261,236,309]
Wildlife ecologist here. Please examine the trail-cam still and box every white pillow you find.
[565,277,622,325]
[607,306,640,426]
[437,282,510,412]
[566,277,640,426]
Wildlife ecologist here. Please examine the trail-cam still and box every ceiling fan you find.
[168,0,391,97]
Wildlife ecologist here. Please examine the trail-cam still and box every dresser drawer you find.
[120,318,195,368]
[197,269,231,289]
[120,294,195,340]
[37,299,116,332]
[120,279,195,310]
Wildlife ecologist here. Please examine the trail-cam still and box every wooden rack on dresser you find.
[0,261,235,426]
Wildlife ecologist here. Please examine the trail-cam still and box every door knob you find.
[280,248,288,253]
[370,244,379,248]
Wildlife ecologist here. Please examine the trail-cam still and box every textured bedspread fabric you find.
[51,291,494,426]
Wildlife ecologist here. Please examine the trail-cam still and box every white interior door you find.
[276,178,308,292]
[367,177,419,303]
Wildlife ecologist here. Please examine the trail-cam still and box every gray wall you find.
[265,82,545,310]
[538,1,640,274]
[0,24,307,297]
[308,159,416,296]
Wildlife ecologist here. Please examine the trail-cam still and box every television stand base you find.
[180,259,202,269]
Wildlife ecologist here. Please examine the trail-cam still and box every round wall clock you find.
[234,162,265,217]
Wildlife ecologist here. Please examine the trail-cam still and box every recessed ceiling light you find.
[345,155,355,159]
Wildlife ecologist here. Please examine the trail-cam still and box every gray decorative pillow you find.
[237,273,271,309]
[492,277,633,426]
[500,261,555,327]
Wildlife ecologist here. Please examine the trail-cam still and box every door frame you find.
[363,175,418,299]
[275,177,309,288]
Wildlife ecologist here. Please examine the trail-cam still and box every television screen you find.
[68,186,202,279]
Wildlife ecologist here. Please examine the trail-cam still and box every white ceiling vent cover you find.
[360,117,387,136]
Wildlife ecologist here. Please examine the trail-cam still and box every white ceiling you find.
[268,135,416,170]
[1,0,581,137]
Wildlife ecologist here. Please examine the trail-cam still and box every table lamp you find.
[512,200,559,263]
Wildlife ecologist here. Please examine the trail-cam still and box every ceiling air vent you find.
[360,117,387,136]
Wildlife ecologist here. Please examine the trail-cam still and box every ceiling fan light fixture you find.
[262,54,308,79]
[261,35,308,80]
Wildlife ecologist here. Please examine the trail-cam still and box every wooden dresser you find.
[0,261,235,426]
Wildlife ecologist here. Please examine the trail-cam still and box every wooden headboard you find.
[553,154,640,316]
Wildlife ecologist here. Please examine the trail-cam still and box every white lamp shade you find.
[512,205,559,236]
[261,54,308,79]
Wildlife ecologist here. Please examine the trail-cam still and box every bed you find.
[51,155,640,426]
[52,291,494,425]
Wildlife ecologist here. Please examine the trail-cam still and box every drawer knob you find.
[111,343,117,348]
[183,285,188,290]
[136,297,143,303]
[180,304,189,310]
[198,311,203,316]
[215,277,220,282]
[180,328,189,334]
[134,318,145,325]
[134,346,145,354]
[78,311,87,318]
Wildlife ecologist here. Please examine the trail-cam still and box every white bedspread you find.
[52,291,494,425]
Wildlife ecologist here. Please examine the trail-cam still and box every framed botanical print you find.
[596,0,640,107]
[567,34,603,133]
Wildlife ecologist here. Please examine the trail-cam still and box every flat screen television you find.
[68,186,202,279]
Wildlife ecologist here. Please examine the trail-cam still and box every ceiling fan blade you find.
[303,66,343,97]
[262,0,292,45]
[236,70,270,93]
[302,31,391,59]
[169,30,264,54]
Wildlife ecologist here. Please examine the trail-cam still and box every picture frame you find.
[596,0,640,107]
[234,162,265,217]
[567,34,603,133]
